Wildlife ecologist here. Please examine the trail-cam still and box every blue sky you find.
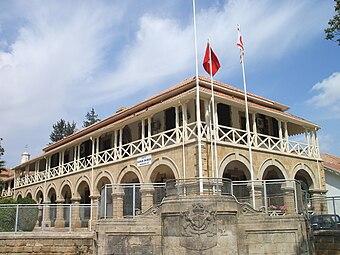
[0,0,339,168]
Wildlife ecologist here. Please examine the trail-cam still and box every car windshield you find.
[310,215,340,230]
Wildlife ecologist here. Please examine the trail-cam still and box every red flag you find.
[203,42,220,76]
[237,25,244,62]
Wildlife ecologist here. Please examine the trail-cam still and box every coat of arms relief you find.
[180,203,217,251]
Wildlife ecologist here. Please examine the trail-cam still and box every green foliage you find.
[83,108,100,128]
[17,197,38,231]
[49,118,77,143]
[0,197,38,232]
[0,138,5,171]
[325,0,340,45]
[17,197,37,204]
[0,198,17,232]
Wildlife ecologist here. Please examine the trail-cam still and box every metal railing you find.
[165,177,232,197]
[98,183,166,219]
[98,179,304,218]
[231,179,303,214]
[0,204,91,233]
[308,196,340,216]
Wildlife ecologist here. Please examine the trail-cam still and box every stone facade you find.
[7,77,328,254]
[0,233,93,255]
[95,194,313,255]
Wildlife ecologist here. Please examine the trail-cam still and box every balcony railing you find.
[15,123,319,188]
[0,188,13,198]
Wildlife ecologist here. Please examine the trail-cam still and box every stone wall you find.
[313,231,340,255]
[95,195,314,255]
[0,232,93,255]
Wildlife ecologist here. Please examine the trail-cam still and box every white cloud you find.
[309,72,340,115]
[317,132,333,154]
[0,0,333,167]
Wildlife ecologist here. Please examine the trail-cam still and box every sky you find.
[0,0,339,168]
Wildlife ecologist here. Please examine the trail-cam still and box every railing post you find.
[132,184,136,217]
[69,204,72,232]
[293,181,298,214]
[104,185,107,219]
[15,204,19,232]
[264,180,268,214]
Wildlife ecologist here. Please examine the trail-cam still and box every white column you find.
[45,156,50,179]
[278,119,283,151]
[182,102,188,140]
[141,119,145,151]
[96,137,99,164]
[283,122,289,152]
[148,117,152,150]
[310,131,314,157]
[305,129,310,156]
[175,106,180,142]
[60,151,64,175]
[252,113,258,147]
[119,127,123,158]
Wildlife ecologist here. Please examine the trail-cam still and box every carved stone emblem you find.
[180,203,217,251]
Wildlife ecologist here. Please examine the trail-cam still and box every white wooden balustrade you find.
[14,123,319,188]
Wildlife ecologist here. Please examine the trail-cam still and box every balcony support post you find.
[283,122,289,152]
[252,113,258,147]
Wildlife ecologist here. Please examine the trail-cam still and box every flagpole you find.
[238,25,256,208]
[192,0,204,193]
[208,39,219,182]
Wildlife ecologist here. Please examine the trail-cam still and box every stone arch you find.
[60,180,74,197]
[16,192,23,200]
[95,171,114,195]
[47,185,57,203]
[74,175,91,196]
[259,158,288,180]
[74,177,91,203]
[25,189,33,198]
[35,188,44,204]
[219,153,251,179]
[117,165,143,184]
[292,163,316,189]
[60,182,72,204]
[146,156,180,182]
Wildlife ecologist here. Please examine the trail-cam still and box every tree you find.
[49,119,77,143]
[0,138,5,172]
[83,108,100,128]
[325,0,340,45]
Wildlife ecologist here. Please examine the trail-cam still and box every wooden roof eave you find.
[199,79,289,111]
[42,78,197,153]
[201,90,320,131]
[13,89,197,169]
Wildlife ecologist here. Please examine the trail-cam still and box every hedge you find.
[0,197,38,232]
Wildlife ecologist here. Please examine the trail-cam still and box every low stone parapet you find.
[0,232,94,255]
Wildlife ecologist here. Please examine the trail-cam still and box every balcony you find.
[15,122,319,188]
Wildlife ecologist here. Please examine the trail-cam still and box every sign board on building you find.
[137,155,152,167]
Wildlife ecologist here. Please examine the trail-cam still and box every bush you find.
[0,197,39,232]
[0,198,16,232]
[17,197,38,231]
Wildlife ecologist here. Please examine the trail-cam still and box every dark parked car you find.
[310,214,340,231]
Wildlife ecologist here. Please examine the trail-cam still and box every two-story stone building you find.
[10,76,326,254]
